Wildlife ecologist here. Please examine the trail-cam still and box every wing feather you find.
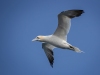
[53,10,84,40]
[42,43,55,67]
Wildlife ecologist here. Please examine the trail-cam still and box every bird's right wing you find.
[53,10,84,40]
[42,43,55,67]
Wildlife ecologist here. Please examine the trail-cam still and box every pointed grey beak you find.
[32,38,37,42]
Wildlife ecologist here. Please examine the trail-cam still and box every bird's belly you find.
[47,38,69,49]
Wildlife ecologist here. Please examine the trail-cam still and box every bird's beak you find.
[32,38,37,42]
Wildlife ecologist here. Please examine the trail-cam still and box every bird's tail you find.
[60,9,84,18]
[73,46,84,53]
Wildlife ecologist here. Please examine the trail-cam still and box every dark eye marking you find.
[37,37,39,39]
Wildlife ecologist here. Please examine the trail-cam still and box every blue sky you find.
[0,0,100,75]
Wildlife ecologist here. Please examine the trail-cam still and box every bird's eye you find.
[37,37,39,39]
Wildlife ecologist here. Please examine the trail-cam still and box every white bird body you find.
[32,9,84,67]
[41,35,69,49]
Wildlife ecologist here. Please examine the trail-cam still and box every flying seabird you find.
[32,9,84,67]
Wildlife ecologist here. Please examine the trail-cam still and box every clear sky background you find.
[0,0,100,75]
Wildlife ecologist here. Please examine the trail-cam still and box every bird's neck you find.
[41,35,52,42]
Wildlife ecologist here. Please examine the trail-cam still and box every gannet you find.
[32,9,84,67]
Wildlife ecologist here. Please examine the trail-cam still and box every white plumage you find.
[32,9,84,67]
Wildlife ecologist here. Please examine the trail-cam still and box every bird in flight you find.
[32,9,84,68]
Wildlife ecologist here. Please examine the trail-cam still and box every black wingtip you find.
[60,9,84,18]
[50,64,53,68]
[49,57,54,68]
[73,10,84,17]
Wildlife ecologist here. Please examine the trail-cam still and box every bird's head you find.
[32,35,45,42]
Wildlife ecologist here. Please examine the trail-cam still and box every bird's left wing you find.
[53,10,84,40]
[42,43,55,67]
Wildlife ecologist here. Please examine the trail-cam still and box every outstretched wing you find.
[42,43,55,67]
[53,10,84,40]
